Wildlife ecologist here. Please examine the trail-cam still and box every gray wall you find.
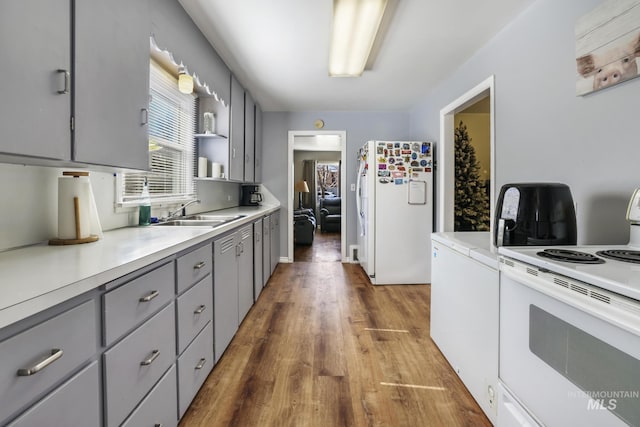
[409,0,640,245]
[263,111,411,256]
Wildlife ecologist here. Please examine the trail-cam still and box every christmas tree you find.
[454,121,490,231]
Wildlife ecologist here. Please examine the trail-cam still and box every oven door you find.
[500,268,640,427]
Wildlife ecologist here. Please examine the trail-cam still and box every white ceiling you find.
[178,0,536,112]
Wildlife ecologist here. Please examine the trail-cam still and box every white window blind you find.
[121,60,196,204]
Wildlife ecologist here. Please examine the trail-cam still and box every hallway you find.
[180,238,489,426]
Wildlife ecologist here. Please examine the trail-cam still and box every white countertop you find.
[431,231,499,269]
[0,204,279,329]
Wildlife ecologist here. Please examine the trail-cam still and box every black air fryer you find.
[494,183,577,246]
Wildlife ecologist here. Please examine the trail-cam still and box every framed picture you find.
[575,0,640,95]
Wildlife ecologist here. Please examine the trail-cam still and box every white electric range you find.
[496,190,640,427]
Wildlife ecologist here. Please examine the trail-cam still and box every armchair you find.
[319,197,341,233]
[294,209,316,245]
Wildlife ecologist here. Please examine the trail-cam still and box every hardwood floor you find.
[180,236,490,427]
[294,231,341,262]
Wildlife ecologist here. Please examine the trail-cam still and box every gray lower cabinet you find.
[176,243,212,295]
[270,211,280,275]
[178,321,214,417]
[7,362,100,427]
[103,302,176,427]
[0,0,71,160]
[103,260,174,346]
[0,299,97,423]
[213,233,239,362]
[238,225,254,323]
[74,0,150,169]
[262,215,271,287]
[121,365,178,427]
[253,219,263,302]
[177,274,213,355]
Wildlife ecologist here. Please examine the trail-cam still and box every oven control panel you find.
[626,188,640,223]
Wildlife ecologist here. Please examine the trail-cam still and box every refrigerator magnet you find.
[402,143,410,149]
[394,178,404,185]
[378,163,387,170]
[394,142,401,148]
[379,178,390,183]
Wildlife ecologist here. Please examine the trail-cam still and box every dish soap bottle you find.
[138,177,151,226]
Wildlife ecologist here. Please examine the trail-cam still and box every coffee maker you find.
[240,185,263,206]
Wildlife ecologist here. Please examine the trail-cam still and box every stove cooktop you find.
[498,245,640,302]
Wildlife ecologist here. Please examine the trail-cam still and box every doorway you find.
[287,131,347,263]
[437,76,495,241]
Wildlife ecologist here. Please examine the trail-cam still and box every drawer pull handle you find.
[195,358,206,370]
[139,290,159,302]
[140,349,160,366]
[194,305,206,314]
[17,349,63,376]
[155,424,163,427]
[193,261,206,270]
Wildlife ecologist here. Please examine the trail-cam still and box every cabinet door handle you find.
[194,304,206,314]
[154,424,163,427]
[195,358,206,370]
[140,349,160,366]
[17,348,63,376]
[56,69,70,94]
[139,290,159,302]
[193,261,206,270]
[141,108,148,125]
[232,148,236,158]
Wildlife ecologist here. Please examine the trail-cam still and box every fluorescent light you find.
[329,0,388,77]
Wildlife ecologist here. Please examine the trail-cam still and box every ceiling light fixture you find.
[329,0,388,77]
[178,66,194,94]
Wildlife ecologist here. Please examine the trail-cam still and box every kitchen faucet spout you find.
[167,199,201,220]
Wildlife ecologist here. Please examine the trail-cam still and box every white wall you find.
[410,0,640,245]
[262,111,411,255]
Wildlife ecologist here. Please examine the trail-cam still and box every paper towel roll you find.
[210,162,222,178]
[58,176,92,239]
[198,157,208,178]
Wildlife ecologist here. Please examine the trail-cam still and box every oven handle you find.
[500,266,640,337]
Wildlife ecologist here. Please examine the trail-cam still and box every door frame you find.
[287,130,347,263]
[438,75,495,243]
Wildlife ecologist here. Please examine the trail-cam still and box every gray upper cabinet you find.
[0,0,71,160]
[254,103,263,183]
[229,75,245,181]
[74,0,150,170]
[243,92,255,182]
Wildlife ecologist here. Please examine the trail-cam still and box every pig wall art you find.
[575,0,640,96]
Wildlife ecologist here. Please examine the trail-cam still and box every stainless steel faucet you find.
[166,199,201,220]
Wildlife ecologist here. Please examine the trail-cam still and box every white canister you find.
[198,157,208,178]
[210,162,222,178]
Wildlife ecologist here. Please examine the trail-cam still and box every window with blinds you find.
[120,60,196,204]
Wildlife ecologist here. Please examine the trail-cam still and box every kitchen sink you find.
[154,214,246,227]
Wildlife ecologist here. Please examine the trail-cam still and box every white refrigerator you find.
[356,140,434,285]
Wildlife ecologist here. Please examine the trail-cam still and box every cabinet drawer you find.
[177,275,213,354]
[103,261,174,345]
[176,244,212,294]
[8,362,100,427]
[121,364,177,427]
[104,302,176,427]
[178,321,213,418]
[0,299,97,422]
